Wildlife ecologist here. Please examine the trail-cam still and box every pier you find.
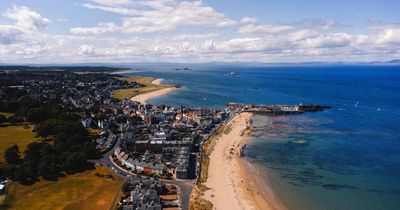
[227,102,330,115]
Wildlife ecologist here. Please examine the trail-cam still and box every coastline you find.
[196,112,286,210]
[130,78,177,104]
[110,69,141,75]
[111,75,177,102]
[120,75,285,209]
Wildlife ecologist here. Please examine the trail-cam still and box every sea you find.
[123,64,400,210]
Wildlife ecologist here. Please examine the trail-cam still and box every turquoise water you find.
[125,65,400,210]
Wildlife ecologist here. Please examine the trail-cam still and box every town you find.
[0,67,329,210]
[0,67,231,210]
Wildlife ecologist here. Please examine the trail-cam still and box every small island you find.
[174,67,191,71]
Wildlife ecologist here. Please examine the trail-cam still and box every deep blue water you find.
[125,65,400,210]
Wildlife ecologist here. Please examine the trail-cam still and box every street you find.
[97,135,194,210]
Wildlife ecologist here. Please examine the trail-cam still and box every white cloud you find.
[91,0,135,7]
[70,22,118,35]
[203,39,216,50]
[376,28,400,45]
[3,5,50,31]
[0,25,24,44]
[77,45,96,56]
[238,23,294,34]
[287,29,319,42]
[0,4,400,63]
[238,17,294,34]
[240,17,257,24]
[301,33,353,48]
[82,3,138,15]
[82,0,235,33]
[173,33,218,41]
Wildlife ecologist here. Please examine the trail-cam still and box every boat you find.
[227,71,237,76]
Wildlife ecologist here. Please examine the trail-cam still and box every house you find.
[98,120,110,130]
[175,165,188,179]
[143,167,153,175]
[0,180,8,194]
[81,117,92,128]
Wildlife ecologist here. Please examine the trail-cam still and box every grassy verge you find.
[1,166,123,210]
[0,124,43,162]
[112,76,174,100]
[223,123,233,135]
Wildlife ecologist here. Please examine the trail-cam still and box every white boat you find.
[228,71,237,76]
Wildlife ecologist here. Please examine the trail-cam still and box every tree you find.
[8,115,23,124]
[23,142,43,164]
[63,152,86,173]
[14,167,28,183]
[0,114,7,125]
[122,182,130,194]
[4,145,21,165]
[3,110,96,183]
[26,108,47,123]
[38,155,59,180]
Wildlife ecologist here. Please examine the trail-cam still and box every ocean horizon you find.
[124,65,400,210]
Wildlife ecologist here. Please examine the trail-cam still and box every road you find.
[97,135,193,210]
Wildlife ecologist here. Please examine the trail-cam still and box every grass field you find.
[0,124,43,162]
[2,166,123,210]
[112,76,174,100]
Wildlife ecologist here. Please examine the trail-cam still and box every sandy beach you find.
[201,112,287,210]
[130,78,176,104]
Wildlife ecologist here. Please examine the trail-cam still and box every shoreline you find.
[110,69,141,75]
[130,78,177,104]
[199,112,286,210]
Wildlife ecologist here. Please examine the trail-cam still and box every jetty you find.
[227,102,330,115]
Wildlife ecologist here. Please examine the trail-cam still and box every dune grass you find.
[1,166,123,210]
[0,124,43,163]
[112,76,174,100]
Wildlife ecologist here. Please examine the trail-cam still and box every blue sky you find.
[0,0,399,63]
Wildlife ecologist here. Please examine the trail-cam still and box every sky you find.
[0,0,399,64]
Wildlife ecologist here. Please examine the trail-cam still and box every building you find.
[175,165,188,179]
[81,117,92,128]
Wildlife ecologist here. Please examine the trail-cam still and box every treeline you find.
[2,113,97,184]
[0,89,97,184]
[0,101,65,124]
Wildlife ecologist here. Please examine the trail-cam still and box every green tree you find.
[0,114,7,125]
[26,108,47,123]
[8,115,23,124]
[122,182,130,194]
[4,145,21,165]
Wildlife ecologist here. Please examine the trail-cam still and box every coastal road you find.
[97,135,193,210]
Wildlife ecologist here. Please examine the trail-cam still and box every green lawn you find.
[1,166,123,210]
[0,124,42,162]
